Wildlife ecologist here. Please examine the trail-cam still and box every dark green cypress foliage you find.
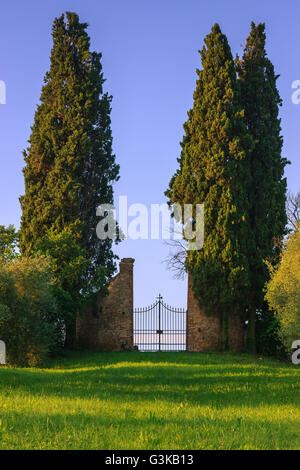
[19,12,119,346]
[237,23,288,352]
[165,24,253,349]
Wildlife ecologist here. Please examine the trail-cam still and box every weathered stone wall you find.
[76,258,134,351]
[186,272,245,352]
[186,273,219,351]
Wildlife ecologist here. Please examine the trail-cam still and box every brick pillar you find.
[76,257,135,351]
[186,272,219,351]
[186,272,245,352]
[115,258,135,349]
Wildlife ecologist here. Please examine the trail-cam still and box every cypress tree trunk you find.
[65,320,77,350]
[218,312,229,352]
[246,299,257,354]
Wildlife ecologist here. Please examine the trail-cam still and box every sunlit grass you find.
[0,351,299,449]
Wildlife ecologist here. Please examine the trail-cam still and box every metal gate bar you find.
[133,294,186,351]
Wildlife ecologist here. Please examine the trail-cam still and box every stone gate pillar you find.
[186,272,245,352]
[186,272,219,351]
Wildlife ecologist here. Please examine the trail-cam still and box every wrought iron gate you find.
[133,294,187,351]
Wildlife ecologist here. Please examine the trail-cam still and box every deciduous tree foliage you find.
[0,256,61,366]
[265,224,300,353]
[19,12,119,346]
[237,23,288,351]
[165,24,253,350]
[0,225,19,260]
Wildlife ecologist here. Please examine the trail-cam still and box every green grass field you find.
[0,351,299,450]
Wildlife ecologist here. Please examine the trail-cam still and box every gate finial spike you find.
[157,293,163,301]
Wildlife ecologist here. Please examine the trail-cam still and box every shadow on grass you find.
[48,350,292,369]
[1,352,299,408]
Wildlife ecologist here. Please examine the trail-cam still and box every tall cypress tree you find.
[237,23,288,352]
[166,24,253,349]
[19,12,119,345]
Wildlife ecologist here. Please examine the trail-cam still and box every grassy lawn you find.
[0,351,299,450]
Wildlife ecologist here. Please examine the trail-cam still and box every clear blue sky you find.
[0,0,299,308]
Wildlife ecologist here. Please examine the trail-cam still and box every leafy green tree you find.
[265,224,300,353]
[35,227,109,339]
[165,24,253,350]
[237,23,288,351]
[35,227,88,341]
[0,225,19,260]
[0,256,61,366]
[19,12,119,346]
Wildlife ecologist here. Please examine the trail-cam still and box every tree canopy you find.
[19,12,120,346]
[237,22,288,351]
[165,24,253,349]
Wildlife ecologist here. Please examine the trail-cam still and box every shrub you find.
[265,224,300,354]
[255,305,286,358]
[0,256,62,366]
